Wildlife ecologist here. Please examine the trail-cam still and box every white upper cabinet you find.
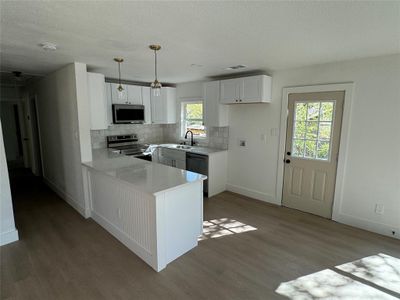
[204,81,228,127]
[220,75,272,104]
[151,87,176,124]
[105,82,113,126]
[110,83,128,104]
[127,85,143,105]
[87,72,108,130]
[220,78,240,104]
[141,86,152,124]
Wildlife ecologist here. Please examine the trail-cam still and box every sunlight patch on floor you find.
[275,269,397,300]
[336,253,400,294]
[198,218,257,241]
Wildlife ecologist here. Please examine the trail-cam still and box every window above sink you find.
[181,101,206,139]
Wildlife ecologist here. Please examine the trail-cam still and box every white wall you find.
[227,54,400,238]
[30,63,91,217]
[0,120,19,246]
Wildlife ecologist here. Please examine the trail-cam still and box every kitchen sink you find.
[175,145,192,149]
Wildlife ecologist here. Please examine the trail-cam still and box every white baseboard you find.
[0,229,19,246]
[43,177,87,218]
[333,212,399,240]
[226,183,279,205]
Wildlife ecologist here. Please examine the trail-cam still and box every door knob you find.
[285,159,291,164]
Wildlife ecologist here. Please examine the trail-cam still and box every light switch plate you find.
[261,134,268,144]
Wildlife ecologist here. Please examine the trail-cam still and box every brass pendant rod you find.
[154,49,158,81]
[118,61,122,86]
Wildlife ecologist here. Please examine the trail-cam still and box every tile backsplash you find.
[91,124,164,149]
[162,124,229,150]
[91,124,229,150]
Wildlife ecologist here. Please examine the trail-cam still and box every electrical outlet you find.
[375,204,384,215]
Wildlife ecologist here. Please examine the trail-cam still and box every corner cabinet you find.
[151,87,177,124]
[204,81,228,127]
[220,75,272,104]
[87,72,109,130]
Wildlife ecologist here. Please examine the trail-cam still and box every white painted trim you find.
[0,229,19,246]
[43,177,87,218]
[335,212,399,240]
[276,83,354,219]
[227,183,278,204]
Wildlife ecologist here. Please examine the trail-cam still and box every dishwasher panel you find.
[186,153,208,195]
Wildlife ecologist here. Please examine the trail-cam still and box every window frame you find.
[291,100,336,162]
[180,99,207,139]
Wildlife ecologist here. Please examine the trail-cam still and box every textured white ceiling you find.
[1,1,399,83]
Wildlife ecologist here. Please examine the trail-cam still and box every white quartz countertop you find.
[158,144,227,155]
[83,149,207,196]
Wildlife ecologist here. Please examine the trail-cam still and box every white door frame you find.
[276,83,354,220]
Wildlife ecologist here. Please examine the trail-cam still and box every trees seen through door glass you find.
[292,101,334,160]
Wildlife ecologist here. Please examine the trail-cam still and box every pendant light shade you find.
[114,58,124,99]
[149,45,162,96]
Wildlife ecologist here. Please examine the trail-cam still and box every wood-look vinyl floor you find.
[1,171,399,300]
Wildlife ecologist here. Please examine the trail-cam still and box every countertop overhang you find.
[82,149,207,196]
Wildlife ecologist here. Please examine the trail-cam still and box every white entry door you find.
[282,91,345,218]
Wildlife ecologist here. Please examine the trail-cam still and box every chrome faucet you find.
[184,130,195,146]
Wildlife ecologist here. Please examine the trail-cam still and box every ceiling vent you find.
[39,42,57,51]
[225,64,247,70]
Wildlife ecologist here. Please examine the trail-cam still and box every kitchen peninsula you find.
[82,149,206,271]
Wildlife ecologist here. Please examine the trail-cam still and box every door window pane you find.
[318,122,332,140]
[305,140,317,158]
[295,103,307,120]
[306,121,318,139]
[294,121,306,139]
[291,100,335,161]
[317,141,330,160]
[307,102,320,121]
[320,102,334,121]
[292,139,305,157]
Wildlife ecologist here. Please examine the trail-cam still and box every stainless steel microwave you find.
[112,104,145,124]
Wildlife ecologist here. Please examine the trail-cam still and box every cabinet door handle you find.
[239,99,242,102]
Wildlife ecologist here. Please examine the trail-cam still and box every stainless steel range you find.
[107,134,152,161]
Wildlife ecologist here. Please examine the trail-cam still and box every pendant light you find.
[149,45,162,97]
[114,58,124,99]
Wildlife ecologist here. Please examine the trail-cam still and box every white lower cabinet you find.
[155,147,227,197]
[157,147,186,169]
